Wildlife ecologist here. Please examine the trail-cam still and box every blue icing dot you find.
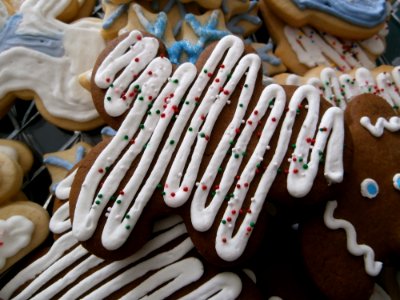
[396,177,400,188]
[367,183,378,196]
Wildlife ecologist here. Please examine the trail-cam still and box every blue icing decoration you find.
[150,1,187,37]
[255,43,281,66]
[227,1,262,35]
[75,146,86,163]
[168,40,203,64]
[396,177,400,188]
[101,126,117,137]
[43,156,74,171]
[143,12,168,39]
[0,14,64,57]
[367,182,378,196]
[292,0,387,28]
[102,3,129,30]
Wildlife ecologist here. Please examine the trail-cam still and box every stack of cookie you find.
[1,1,400,300]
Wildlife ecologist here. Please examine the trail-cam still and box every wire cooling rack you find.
[0,1,399,207]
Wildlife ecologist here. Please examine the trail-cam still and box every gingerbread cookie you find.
[68,32,351,266]
[300,93,400,299]
[1,194,262,300]
[259,3,385,75]
[261,0,388,40]
[0,0,106,131]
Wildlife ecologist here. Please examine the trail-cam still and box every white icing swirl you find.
[360,116,400,137]
[324,200,382,277]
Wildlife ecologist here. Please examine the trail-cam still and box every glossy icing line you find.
[360,116,400,137]
[324,200,382,276]
[292,0,387,28]
[0,216,34,269]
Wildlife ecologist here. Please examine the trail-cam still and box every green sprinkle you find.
[139,124,145,129]
[134,84,140,89]
[221,220,227,224]
[105,166,110,172]
[157,183,163,189]
[299,158,303,163]
[148,103,153,108]
[239,103,243,108]
[291,144,296,149]
[125,214,131,219]
[116,199,122,204]
[110,195,116,201]
[173,79,179,84]
[241,151,247,157]
[234,153,240,159]
[303,164,309,170]
[98,194,103,199]
[227,73,232,79]
[188,127,193,132]
[218,167,223,173]
[156,109,161,114]
[95,200,101,205]
[185,101,190,105]
[169,140,175,145]
[203,69,207,73]
[244,84,248,88]
[139,96,144,101]
[200,132,206,138]
[106,96,111,101]
[124,135,129,140]
[250,221,255,227]
[393,105,399,110]
[125,225,131,230]
[109,83,114,88]
[162,191,166,196]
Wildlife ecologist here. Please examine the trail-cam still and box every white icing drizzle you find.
[0,216,34,270]
[1,216,244,300]
[0,231,78,300]
[94,31,160,117]
[49,201,71,234]
[75,34,343,262]
[179,272,242,300]
[284,26,376,72]
[324,200,383,277]
[73,34,245,251]
[54,169,77,200]
[360,116,400,137]
[116,258,204,300]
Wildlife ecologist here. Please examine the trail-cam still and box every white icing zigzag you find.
[73,31,344,262]
[324,200,383,277]
[360,116,400,137]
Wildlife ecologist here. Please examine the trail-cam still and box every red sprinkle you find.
[170,192,176,197]
[202,185,208,191]
[244,182,249,188]
[222,237,227,243]
[134,57,139,62]
[137,35,142,40]
[119,190,125,195]
[272,117,276,122]
[105,77,110,83]
[223,90,230,95]
[232,210,237,215]
[183,186,189,192]
[227,217,232,222]
[148,71,153,75]
[254,110,258,115]
[98,168,104,173]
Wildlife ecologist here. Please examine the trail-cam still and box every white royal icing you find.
[360,116,400,137]
[0,215,34,269]
[1,215,244,300]
[0,0,106,123]
[74,34,344,262]
[285,66,400,110]
[284,26,376,72]
[324,200,383,276]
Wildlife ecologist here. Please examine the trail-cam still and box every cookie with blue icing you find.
[259,3,383,75]
[300,93,400,299]
[0,0,106,131]
[261,0,388,40]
